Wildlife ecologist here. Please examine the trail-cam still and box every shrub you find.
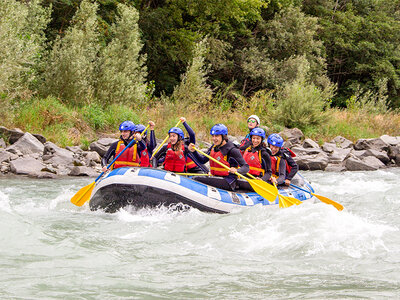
[0,0,50,97]
[43,0,99,105]
[81,103,107,130]
[172,38,213,108]
[96,3,148,106]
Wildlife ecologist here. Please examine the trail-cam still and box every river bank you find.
[1,125,399,178]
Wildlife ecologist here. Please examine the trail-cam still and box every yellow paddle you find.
[150,119,183,160]
[176,173,212,176]
[71,124,150,207]
[246,172,301,208]
[193,146,278,203]
[290,183,344,211]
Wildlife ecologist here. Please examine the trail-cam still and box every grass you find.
[1,96,399,147]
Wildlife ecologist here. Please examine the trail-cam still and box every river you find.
[0,169,399,299]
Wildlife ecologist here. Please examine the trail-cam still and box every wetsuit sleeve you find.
[184,145,209,173]
[151,144,168,167]
[239,139,251,151]
[229,147,250,175]
[285,154,298,181]
[148,130,157,154]
[276,157,286,185]
[261,149,272,182]
[183,122,196,144]
[101,141,118,167]
[136,140,146,154]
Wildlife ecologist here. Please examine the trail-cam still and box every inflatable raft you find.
[89,167,315,213]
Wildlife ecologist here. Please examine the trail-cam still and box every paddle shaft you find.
[289,183,313,195]
[150,120,183,160]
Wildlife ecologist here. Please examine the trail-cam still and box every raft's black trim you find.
[89,183,228,214]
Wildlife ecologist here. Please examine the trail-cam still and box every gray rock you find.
[84,151,101,164]
[43,142,75,166]
[380,135,400,146]
[66,146,83,154]
[6,133,44,155]
[291,145,322,156]
[295,152,329,171]
[328,148,352,163]
[302,138,320,149]
[361,149,390,164]
[325,163,346,172]
[279,128,304,145]
[388,145,400,160]
[350,149,367,160]
[331,136,354,149]
[89,138,118,157]
[28,172,58,179]
[0,149,12,163]
[69,166,99,177]
[10,157,45,175]
[0,138,5,148]
[0,126,46,144]
[344,156,385,171]
[322,142,338,153]
[354,138,388,152]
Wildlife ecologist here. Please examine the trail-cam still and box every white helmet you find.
[247,115,260,125]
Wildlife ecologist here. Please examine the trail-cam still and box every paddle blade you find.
[279,194,302,208]
[248,179,278,203]
[71,182,95,207]
[313,193,344,211]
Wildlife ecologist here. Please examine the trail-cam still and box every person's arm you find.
[148,130,156,154]
[151,144,168,167]
[182,119,196,144]
[101,142,117,167]
[276,157,286,185]
[285,154,298,181]
[228,147,249,175]
[261,149,272,182]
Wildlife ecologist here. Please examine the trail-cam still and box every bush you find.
[81,103,107,130]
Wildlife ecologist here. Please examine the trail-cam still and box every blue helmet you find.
[134,124,147,135]
[119,121,135,131]
[250,128,266,139]
[267,133,284,147]
[210,124,228,135]
[168,127,184,139]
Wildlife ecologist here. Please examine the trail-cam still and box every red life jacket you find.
[270,148,296,177]
[209,147,230,176]
[113,141,140,169]
[139,148,150,167]
[186,156,197,170]
[243,147,264,176]
[239,136,251,154]
[163,143,186,172]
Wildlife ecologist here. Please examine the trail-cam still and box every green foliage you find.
[96,3,148,106]
[43,0,100,105]
[274,78,333,130]
[0,0,50,97]
[172,38,213,107]
[103,104,140,129]
[81,103,107,130]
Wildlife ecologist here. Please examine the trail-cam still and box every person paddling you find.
[242,128,273,183]
[101,121,146,172]
[239,115,260,152]
[189,124,249,191]
[267,133,298,186]
[152,117,206,173]
[134,121,156,167]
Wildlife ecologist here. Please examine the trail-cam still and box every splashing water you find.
[1,169,399,299]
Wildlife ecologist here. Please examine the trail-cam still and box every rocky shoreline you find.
[0,126,399,178]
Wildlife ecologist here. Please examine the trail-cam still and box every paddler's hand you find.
[134,133,142,141]
[285,179,291,186]
[188,143,195,152]
[149,120,155,130]
[270,176,277,185]
[102,166,108,172]
[180,116,186,123]
[229,167,237,174]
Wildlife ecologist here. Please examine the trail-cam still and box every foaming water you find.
[1,169,399,299]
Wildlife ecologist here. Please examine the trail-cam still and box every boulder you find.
[388,145,400,160]
[66,146,84,154]
[328,148,352,164]
[354,138,389,152]
[325,163,346,172]
[84,151,101,165]
[69,166,99,177]
[331,136,354,149]
[43,142,75,166]
[380,135,400,146]
[344,156,385,171]
[360,149,390,164]
[9,157,45,175]
[291,145,322,156]
[302,138,320,149]
[6,133,44,155]
[0,126,46,144]
[279,128,304,145]
[0,149,12,163]
[295,152,329,171]
[89,138,118,157]
[322,142,337,153]
[28,172,58,179]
